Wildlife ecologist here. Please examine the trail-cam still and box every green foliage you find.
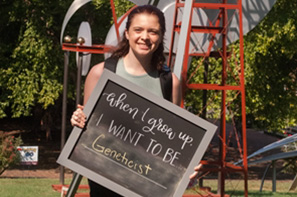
[244,0,297,131]
[281,142,297,175]
[2,22,63,118]
[0,0,67,118]
[93,0,134,17]
[0,0,135,138]
[185,46,242,121]
[185,57,223,118]
[0,135,23,175]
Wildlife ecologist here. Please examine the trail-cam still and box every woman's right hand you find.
[70,104,86,128]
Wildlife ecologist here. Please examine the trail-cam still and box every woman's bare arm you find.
[70,62,104,127]
[83,62,105,105]
[171,73,181,106]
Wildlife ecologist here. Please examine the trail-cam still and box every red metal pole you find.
[238,0,248,196]
[110,0,120,42]
[218,1,228,195]
[167,0,179,68]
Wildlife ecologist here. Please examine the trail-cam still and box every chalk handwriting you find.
[103,92,139,119]
[96,114,144,147]
[142,117,176,140]
[92,134,152,175]
[178,132,193,150]
[146,138,181,166]
[101,91,195,151]
[108,120,144,146]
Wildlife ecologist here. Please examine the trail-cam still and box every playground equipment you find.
[236,132,297,192]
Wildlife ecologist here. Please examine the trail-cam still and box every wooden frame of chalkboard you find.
[57,69,217,197]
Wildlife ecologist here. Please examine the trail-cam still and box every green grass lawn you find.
[0,178,62,197]
[186,179,297,196]
[0,178,297,197]
[0,178,88,197]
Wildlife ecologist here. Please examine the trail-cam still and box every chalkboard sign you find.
[57,69,217,197]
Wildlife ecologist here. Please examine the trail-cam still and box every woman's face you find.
[125,13,162,58]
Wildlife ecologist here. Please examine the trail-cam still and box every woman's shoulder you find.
[88,62,105,79]
[90,61,105,73]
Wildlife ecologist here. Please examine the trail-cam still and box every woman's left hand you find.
[70,104,86,128]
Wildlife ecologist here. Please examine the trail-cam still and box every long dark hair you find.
[110,5,166,71]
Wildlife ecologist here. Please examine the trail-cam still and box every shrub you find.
[0,134,23,175]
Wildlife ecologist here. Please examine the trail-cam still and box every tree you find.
[0,0,134,140]
[0,1,68,119]
[0,0,72,140]
[244,0,297,132]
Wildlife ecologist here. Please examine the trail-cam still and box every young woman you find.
[71,5,181,196]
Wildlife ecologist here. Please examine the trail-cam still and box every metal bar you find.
[173,0,194,80]
[200,160,220,165]
[202,60,208,119]
[260,163,272,192]
[175,2,240,10]
[76,53,83,106]
[62,43,113,54]
[272,161,276,192]
[60,51,69,184]
[187,84,241,91]
[188,52,207,56]
[65,173,83,197]
[110,0,120,41]
[238,133,297,164]
[174,25,223,34]
[181,0,194,109]
[152,0,160,6]
[249,150,297,165]
[193,3,240,10]
[199,167,245,173]
[206,10,223,56]
[167,0,179,68]
[172,0,195,108]
[289,173,297,191]
[218,1,227,195]
[238,0,248,195]
[225,162,245,170]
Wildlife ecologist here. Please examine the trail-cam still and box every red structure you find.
[167,0,248,196]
